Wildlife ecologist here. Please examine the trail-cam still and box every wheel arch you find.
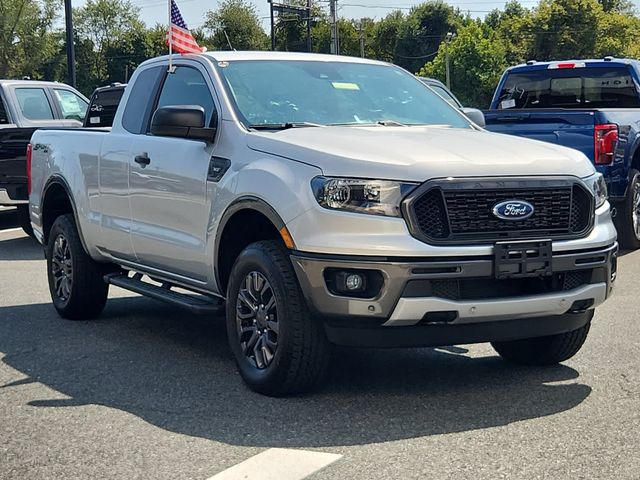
[41,175,88,252]
[214,196,290,295]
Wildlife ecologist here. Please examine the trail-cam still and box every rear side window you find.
[0,94,8,124]
[86,88,125,127]
[54,89,88,121]
[15,88,54,120]
[498,67,640,109]
[155,66,216,128]
[122,66,165,134]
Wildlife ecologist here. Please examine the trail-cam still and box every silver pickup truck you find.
[28,52,617,396]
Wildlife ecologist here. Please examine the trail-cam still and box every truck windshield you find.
[216,60,472,129]
[497,67,640,109]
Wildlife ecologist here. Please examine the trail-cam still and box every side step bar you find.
[104,272,224,315]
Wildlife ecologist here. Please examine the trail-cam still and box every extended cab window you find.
[122,66,164,134]
[155,66,216,128]
[0,94,8,124]
[15,88,54,120]
[54,89,88,121]
[498,67,640,109]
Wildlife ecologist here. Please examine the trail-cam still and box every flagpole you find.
[168,0,173,72]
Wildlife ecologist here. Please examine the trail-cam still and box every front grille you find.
[406,181,593,244]
[403,271,593,301]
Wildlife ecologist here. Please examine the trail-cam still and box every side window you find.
[122,66,165,134]
[54,89,88,121]
[15,88,54,120]
[0,94,8,124]
[155,66,216,128]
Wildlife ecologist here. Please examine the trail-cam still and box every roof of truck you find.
[0,79,68,88]
[508,58,639,73]
[147,51,389,66]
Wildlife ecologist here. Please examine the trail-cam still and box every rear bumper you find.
[291,242,617,347]
[0,184,28,205]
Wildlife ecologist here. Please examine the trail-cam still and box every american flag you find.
[166,0,206,54]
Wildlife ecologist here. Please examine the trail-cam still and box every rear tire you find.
[615,168,640,250]
[491,313,592,365]
[16,204,34,238]
[225,240,329,396]
[46,214,109,320]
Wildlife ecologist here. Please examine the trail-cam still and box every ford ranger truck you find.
[0,79,88,236]
[28,52,617,396]
[484,58,640,249]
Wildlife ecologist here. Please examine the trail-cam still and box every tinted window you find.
[155,66,216,127]
[429,85,462,108]
[54,89,88,121]
[86,88,125,127]
[498,67,640,109]
[122,66,164,134]
[15,88,54,120]
[0,95,8,124]
[218,60,471,128]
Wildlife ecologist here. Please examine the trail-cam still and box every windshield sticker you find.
[501,99,516,109]
[332,82,360,91]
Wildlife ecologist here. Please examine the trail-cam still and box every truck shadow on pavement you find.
[0,296,591,448]
[0,235,42,261]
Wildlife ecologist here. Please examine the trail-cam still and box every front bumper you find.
[291,242,617,347]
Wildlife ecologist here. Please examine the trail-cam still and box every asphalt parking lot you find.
[1,207,639,479]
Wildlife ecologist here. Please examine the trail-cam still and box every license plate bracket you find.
[494,239,552,279]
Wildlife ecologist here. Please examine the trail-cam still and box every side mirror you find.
[150,105,217,142]
[461,107,486,128]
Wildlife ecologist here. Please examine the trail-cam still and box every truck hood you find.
[246,126,595,180]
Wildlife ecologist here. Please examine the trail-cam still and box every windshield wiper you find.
[249,122,324,131]
[377,120,408,127]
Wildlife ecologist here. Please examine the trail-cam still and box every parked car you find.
[484,58,640,248]
[0,79,88,236]
[419,77,486,126]
[83,83,126,128]
[29,52,616,396]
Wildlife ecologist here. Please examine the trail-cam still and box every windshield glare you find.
[216,60,472,129]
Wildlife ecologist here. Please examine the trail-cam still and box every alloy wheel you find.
[51,234,73,302]
[235,271,279,369]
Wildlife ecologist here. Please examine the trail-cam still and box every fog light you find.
[345,274,364,291]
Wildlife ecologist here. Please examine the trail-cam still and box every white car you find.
[28,52,617,396]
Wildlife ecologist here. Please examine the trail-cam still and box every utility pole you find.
[444,32,455,90]
[306,0,312,53]
[64,0,76,88]
[358,22,365,58]
[269,0,276,51]
[329,0,339,55]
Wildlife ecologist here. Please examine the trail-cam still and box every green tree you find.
[0,0,59,78]
[371,10,405,62]
[74,0,142,85]
[419,22,508,108]
[204,0,268,51]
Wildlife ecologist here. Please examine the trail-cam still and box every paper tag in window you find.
[500,99,516,109]
[89,116,100,124]
[332,82,360,91]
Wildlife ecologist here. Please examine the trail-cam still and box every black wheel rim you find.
[51,234,73,302]
[235,271,279,369]
[633,182,640,240]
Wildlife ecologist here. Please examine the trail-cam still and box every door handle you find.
[134,153,151,167]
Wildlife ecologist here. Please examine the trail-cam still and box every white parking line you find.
[0,228,22,234]
[207,448,342,480]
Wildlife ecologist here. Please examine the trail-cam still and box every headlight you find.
[584,172,608,208]
[311,176,417,217]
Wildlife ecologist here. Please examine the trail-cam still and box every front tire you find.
[491,313,592,365]
[46,214,109,320]
[615,168,640,250]
[225,240,329,396]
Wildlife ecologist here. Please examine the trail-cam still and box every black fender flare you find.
[213,196,287,292]
[41,175,89,252]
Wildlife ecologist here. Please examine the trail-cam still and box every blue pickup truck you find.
[484,58,640,248]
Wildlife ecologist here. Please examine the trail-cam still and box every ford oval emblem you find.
[492,200,534,221]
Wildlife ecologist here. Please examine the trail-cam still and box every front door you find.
[128,64,218,282]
